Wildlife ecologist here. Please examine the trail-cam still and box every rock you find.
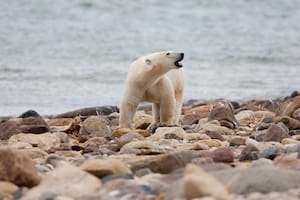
[237,99,280,112]
[176,143,210,151]
[0,147,41,187]
[197,124,234,136]
[22,164,102,200]
[260,142,285,160]
[0,117,49,140]
[235,110,256,126]
[273,155,300,170]
[47,118,74,126]
[191,157,232,172]
[281,138,300,145]
[293,108,300,120]
[149,127,186,141]
[198,139,223,148]
[250,158,273,167]
[128,150,199,174]
[19,110,41,118]
[276,96,300,117]
[8,132,61,150]
[212,166,300,194]
[285,143,300,154]
[263,123,290,142]
[204,131,224,141]
[273,116,300,130]
[183,164,229,200]
[200,147,234,163]
[208,106,238,129]
[53,106,119,118]
[120,140,174,155]
[21,148,49,159]
[229,136,246,146]
[239,145,260,161]
[185,133,211,141]
[132,111,153,129]
[101,173,134,183]
[80,158,131,178]
[181,113,201,125]
[79,116,112,138]
[0,181,19,199]
[254,110,276,120]
[113,128,150,137]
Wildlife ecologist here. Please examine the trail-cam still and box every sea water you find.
[1,0,300,116]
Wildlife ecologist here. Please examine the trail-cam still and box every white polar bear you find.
[119,51,184,129]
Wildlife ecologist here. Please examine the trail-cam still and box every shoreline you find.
[0,91,300,199]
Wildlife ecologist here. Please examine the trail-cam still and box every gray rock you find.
[79,116,112,138]
[263,123,290,142]
[212,166,300,194]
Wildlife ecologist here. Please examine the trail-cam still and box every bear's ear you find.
[145,59,152,65]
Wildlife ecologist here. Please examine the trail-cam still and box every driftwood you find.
[53,106,119,118]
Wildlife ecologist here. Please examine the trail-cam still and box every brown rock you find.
[80,158,132,178]
[230,136,246,146]
[293,108,300,120]
[204,131,224,141]
[200,147,234,163]
[128,150,200,174]
[149,127,186,141]
[208,106,238,129]
[0,147,41,187]
[117,132,145,148]
[197,124,234,136]
[183,164,229,200]
[237,98,280,112]
[0,117,49,140]
[235,110,256,126]
[181,113,201,125]
[263,123,290,142]
[120,140,174,155]
[273,116,300,130]
[273,155,300,170]
[132,111,153,129]
[113,128,150,137]
[199,139,223,148]
[276,96,300,117]
[0,181,18,199]
[79,116,112,138]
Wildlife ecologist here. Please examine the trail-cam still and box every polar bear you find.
[119,51,184,129]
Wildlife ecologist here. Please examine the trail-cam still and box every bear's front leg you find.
[119,100,138,128]
[160,93,176,127]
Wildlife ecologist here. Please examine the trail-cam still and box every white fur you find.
[119,51,184,128]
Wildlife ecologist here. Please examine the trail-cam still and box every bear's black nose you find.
[180,53,184,59]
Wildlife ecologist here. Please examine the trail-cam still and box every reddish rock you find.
[0,147,41,187]
[199,147,234,163]
[128,150,200,173]
[47,118,74,126]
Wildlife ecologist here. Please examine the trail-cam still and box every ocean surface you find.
[1,0,300,116]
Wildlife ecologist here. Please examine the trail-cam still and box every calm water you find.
[1,0,300,116]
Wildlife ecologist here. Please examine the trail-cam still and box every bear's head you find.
[143,51,184,74]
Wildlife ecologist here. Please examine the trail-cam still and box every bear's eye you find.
[166,52,170,56]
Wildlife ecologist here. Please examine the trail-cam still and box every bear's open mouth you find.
[175,53,184,68]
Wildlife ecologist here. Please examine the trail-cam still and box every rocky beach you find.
[1,91,300,200]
